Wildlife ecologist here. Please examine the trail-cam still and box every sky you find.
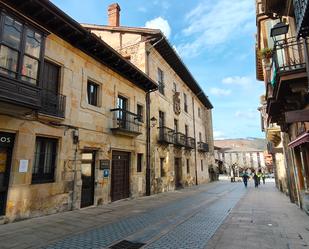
[51,0,265,140]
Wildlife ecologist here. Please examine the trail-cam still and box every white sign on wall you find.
[19,160,29,173]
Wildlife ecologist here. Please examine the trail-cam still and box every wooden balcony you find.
[111,108,142,137]
[294,0,309,37]
[197,142,209,153]
[158,126,174,144]
[0,74,41,109]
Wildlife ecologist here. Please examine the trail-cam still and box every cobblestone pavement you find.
[205,181,309,249]
[0,181,245,249]
[44,183,244,249]
[3,181,307,249]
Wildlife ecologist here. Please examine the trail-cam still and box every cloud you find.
[235,109,258,119]
[222,76,253,87]
[145,17,171,39]
[177,0,254,57]
[209,87,231,96]
[214,131,226,140]
[137,6,147,13]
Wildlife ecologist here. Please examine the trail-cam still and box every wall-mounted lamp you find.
[150,116,157,128]
[270,22,289,38]
[72,129,79,144]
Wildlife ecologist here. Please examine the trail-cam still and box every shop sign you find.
[0,132,15,147]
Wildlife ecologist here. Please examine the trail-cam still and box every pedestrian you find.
[262,172,266,184]
[242,171,249,188]
[253,173,259,188]
[257,170,262,185]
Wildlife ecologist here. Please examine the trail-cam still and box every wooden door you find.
[80,152,95,208]
[0,132,14,216]
[175,158,182,189]
[111,151,130,202]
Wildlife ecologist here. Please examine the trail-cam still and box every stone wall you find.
[1,33,147,222]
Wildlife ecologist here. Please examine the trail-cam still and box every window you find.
[0,13,43,84]
[198,107,201,118]
[32,137,58,184]
[160,158,165,177]
[137,104,143,122]
[173,82,177,92]
[159,111,165,127]
[137,153,143,172]
[243,153,246,165]
[174,119,178,133]
[187,159,190,174]
[201,160,204,171]
[87,81,99,106]
[257,152,261,167]
[157,68,164,95]
[185,125,188,137]
[184,93,188,112]
[199,132,202,142]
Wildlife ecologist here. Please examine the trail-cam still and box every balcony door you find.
[42,61,61,116]
[159,111,165,139]
[117,96,128,129]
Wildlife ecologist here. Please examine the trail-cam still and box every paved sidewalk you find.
[206,182,309,249]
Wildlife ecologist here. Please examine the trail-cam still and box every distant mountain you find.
[214,138,267,151]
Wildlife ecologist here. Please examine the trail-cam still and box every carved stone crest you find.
[173,92,181,115]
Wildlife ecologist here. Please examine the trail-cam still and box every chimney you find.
[108,3,121,27]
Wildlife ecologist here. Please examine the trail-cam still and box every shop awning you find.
[288,132,309,148]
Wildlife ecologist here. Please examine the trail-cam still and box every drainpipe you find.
[192,96,198,185]
[146,89,151,196]
[145,36,164,195]
[303,38,309,92]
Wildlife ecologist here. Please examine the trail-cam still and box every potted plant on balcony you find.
[259,47,273,70]
[259,47,273,60]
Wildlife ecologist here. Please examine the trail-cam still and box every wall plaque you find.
[100,160,110,170]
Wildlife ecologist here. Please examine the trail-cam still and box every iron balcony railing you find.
[197,142,209,152]
[272,37,307,79]
[174,132,186,147]
[293,0,309,37]
[158,126,174,144]
[185,137,196,149]
[40,90,66,118]
[158,126,175,144]
[111,108,142,135]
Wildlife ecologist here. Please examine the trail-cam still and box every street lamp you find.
[150,116,157,128]
[270,22,289,38]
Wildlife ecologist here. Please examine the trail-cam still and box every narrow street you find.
[0,180,308,249]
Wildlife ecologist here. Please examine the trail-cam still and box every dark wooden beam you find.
[285,109,309,123]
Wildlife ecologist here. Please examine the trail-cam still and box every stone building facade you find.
[214,139,267,176]
[255,0,309,212]
[0,0,157,222]
[83,4,215,194]
[0,1,214,223]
